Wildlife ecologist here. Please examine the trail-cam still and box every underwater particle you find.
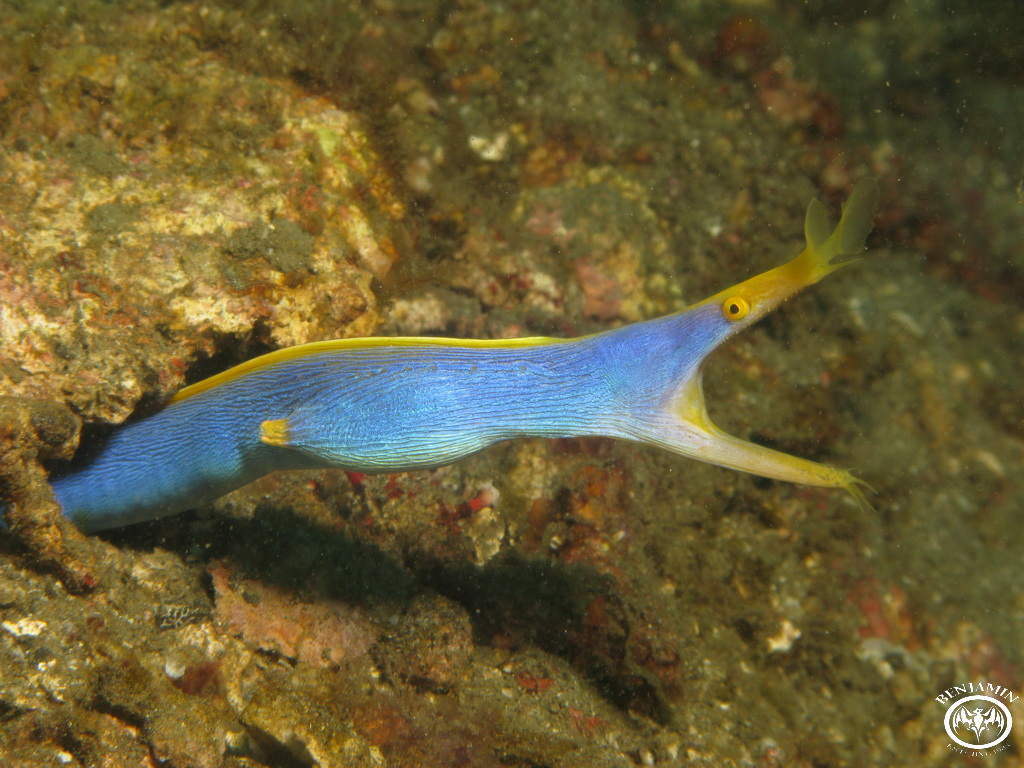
[765,619,801,653]
[468,131,510,162]
[2,617,47,637]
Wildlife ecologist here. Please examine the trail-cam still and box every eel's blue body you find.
[53,317,705,531]
[46,179,878,532]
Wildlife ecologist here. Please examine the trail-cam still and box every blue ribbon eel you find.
[47,179,878,533]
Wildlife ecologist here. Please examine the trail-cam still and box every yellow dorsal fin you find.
[169,334,567,405]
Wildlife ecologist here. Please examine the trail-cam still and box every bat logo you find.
[951,703,1004,742]
[943,694,1013,750]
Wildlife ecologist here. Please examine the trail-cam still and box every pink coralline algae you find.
[209,563,377,667]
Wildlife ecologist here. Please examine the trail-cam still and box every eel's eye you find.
[721,296,750,322]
